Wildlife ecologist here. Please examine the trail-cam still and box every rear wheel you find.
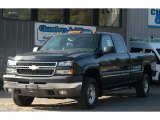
[136,74,150,97]
[12,94,34,106]
[77,77,98,109]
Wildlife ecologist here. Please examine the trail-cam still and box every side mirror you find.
[103,47,114,53]
[33,47,39,52]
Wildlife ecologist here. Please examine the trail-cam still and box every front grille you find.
[17,69,54,76]
[17,62,56,67]
[16,62,57,76]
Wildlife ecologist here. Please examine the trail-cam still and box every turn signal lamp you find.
[68,31,82,34]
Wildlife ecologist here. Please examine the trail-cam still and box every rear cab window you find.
[111,35,127,54]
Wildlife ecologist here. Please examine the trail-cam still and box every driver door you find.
[100,34,121,89]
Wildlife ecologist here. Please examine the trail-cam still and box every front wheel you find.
[77,77,98,109]
[12,94,34,106]
[136,74,150,97]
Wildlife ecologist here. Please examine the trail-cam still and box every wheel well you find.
[84,68,102,96]
[143,65,152,79]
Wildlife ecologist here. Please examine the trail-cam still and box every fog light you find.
[8,88,12,92]
[59,90,67,95]
[6,68,17,74]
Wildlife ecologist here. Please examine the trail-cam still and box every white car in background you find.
[129,38,160,83]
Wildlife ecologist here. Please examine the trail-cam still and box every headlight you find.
[7,60,16,66]
[56,69,73,75]
[6,68,17,74]
[58,61,73,66]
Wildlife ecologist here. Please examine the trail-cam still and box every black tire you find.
[136,74,150,97]
[12,94,34,106]
[77,77,98,109]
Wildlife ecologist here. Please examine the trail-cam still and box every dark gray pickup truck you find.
[3,32,156,109]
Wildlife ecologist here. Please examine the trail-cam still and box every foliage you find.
[70,9,92,25]
[99,9,120,27]
[38,9,63,23]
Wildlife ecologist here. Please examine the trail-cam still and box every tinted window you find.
[112,35,126,53]
[145,49,153,53]
[131,48,143,53]
[40,34,98,52]
[101,35,115,53]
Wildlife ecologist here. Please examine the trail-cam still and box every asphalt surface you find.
[0,84,160,112]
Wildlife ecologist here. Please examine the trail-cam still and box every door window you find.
[101,35,115,53]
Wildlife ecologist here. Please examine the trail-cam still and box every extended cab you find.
[3,32,156,109]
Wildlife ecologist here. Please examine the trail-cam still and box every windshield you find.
[40,34,99,52]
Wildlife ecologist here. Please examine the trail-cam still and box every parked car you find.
[3,32,156,109]
[130,38,160,83]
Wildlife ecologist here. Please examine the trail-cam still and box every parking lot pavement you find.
[0,84,160,112]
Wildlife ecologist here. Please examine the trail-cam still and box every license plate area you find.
[26,84,38,89]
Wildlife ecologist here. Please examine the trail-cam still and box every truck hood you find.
[13,51,93,61]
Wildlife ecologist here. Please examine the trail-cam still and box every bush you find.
[0,79,3,90]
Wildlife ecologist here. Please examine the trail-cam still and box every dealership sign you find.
[148,9,160,27]
[35,22,96,46]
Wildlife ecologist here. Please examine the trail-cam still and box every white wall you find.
[126,9,160,47]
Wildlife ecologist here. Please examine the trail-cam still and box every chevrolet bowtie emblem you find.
[29,65,39,70]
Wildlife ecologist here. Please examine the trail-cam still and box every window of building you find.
[70,9,93,25]
[38,9,63,23]
[3,9,31,20]
[99,9,121,27]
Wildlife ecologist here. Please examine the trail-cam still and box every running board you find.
[102,86,129,94]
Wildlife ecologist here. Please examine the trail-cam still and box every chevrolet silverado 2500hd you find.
[3,32,156,109]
